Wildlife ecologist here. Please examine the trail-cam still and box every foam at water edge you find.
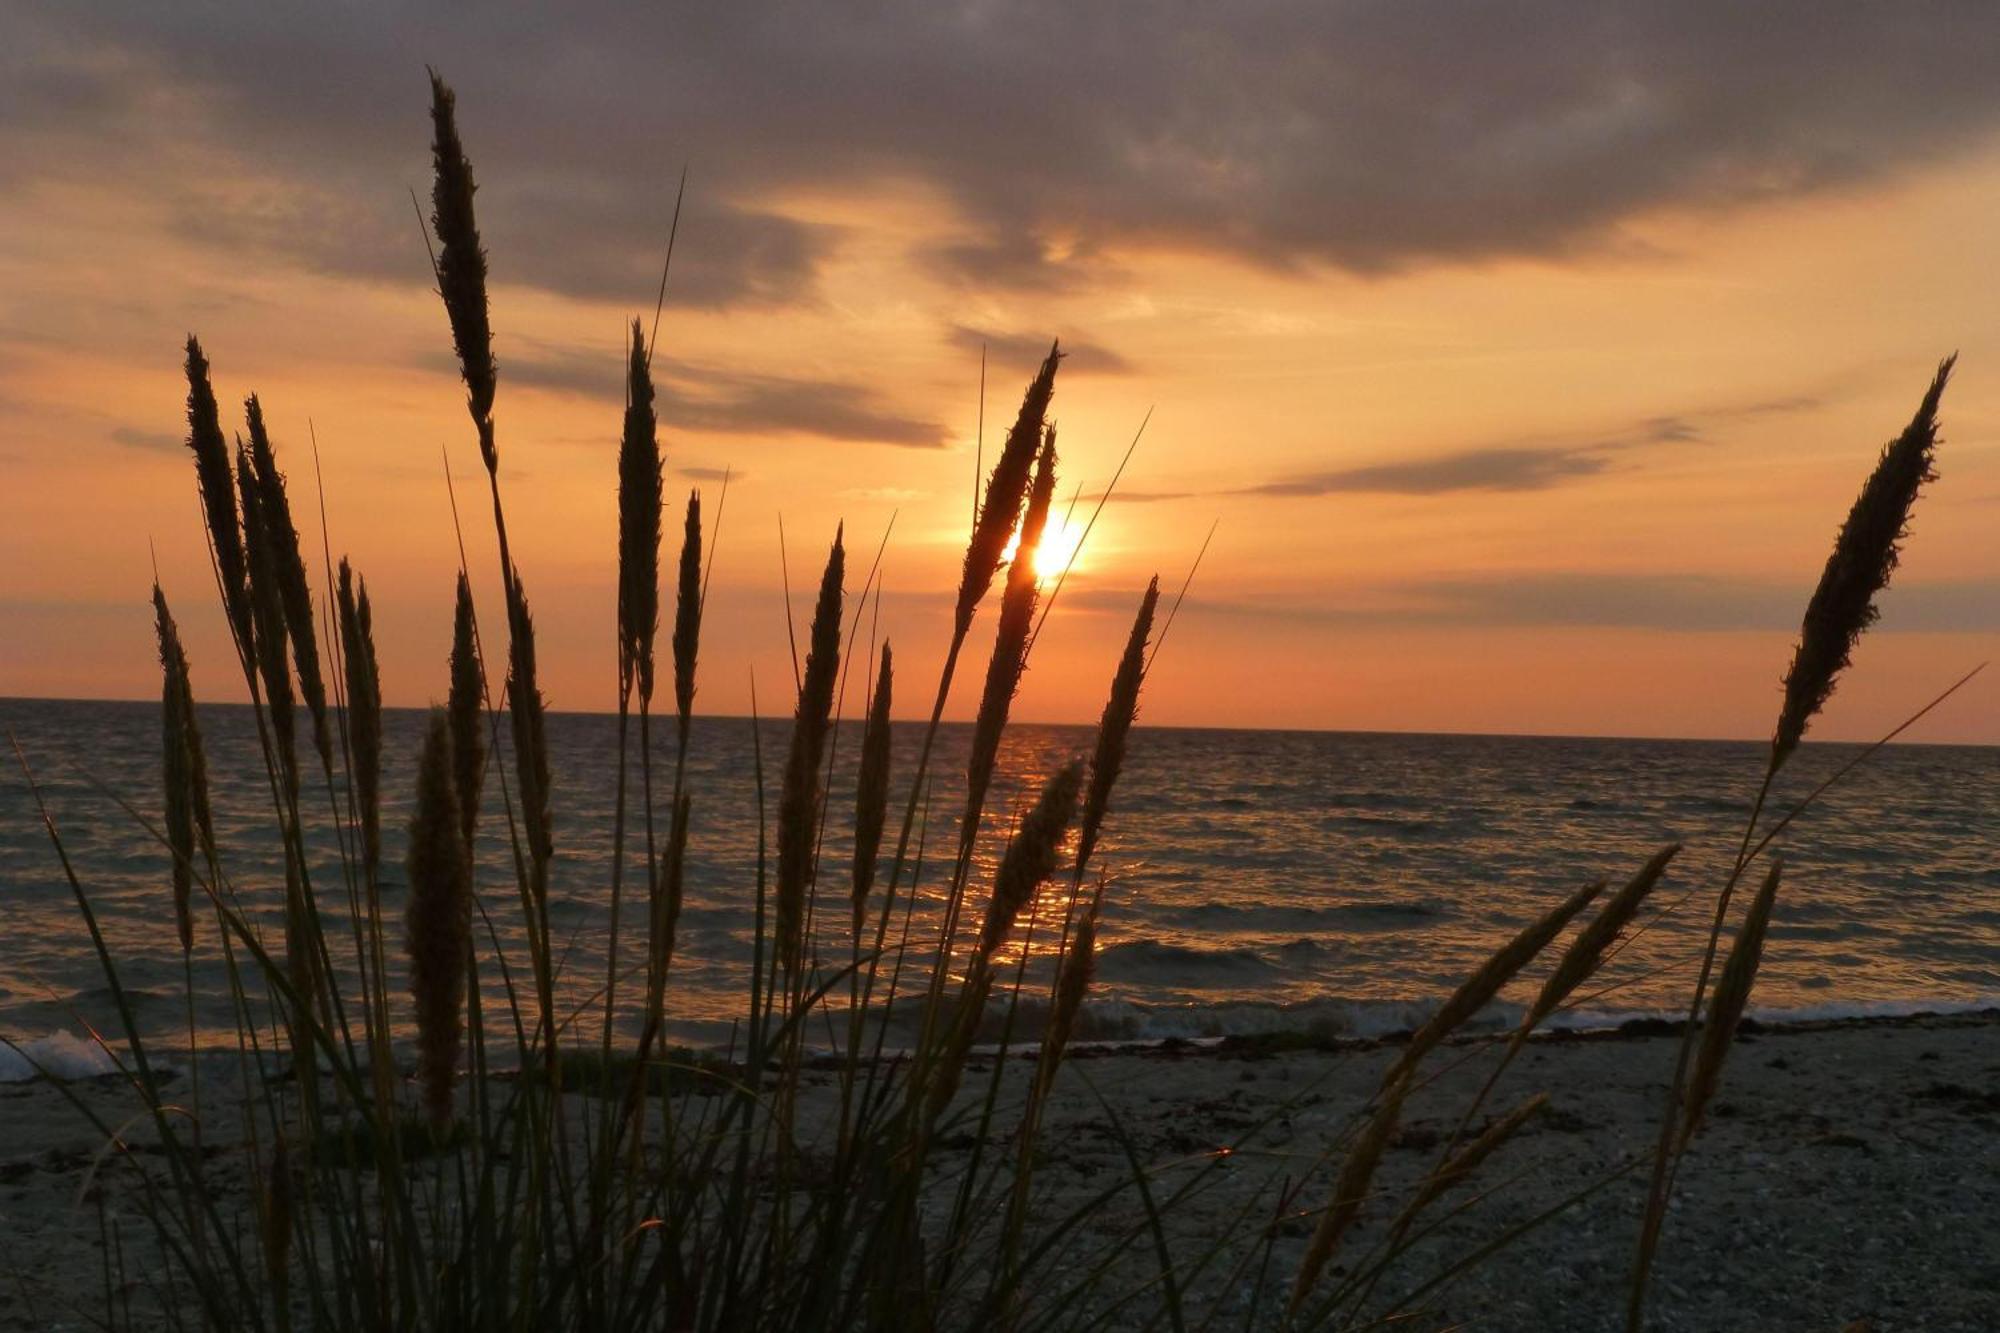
[0,1030,127,1082]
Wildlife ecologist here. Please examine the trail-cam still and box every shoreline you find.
[4,1009,1997,1329]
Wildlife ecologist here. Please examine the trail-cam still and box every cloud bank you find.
[9,4,2000,309]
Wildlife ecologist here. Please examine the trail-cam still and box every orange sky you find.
[2,9,1997,742]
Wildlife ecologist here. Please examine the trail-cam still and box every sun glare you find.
[1003,516,1088,582]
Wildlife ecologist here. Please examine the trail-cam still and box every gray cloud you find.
[666,372,944,448]
[946,326,1133,378]
[109,425,181,453]
[8,4,2000,303]
[479,341,945,448]
[1254,446,1608,497]
[1129,390,1824,501]
[1176,574,2000,634]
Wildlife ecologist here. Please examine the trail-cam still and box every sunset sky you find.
[3,5,1997,741]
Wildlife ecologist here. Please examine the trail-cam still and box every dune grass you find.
[4,71,1974,1332]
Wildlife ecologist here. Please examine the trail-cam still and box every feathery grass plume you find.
[236,446,298,783]
[427,71,497,469]
[1519,843,1680,1035]
[1077,577,1158,881]
[775,527,844,975]
[926,966,995,1124]
[956,343,1059,636]
[962,433,1057,836]
[1773,357,1953,769]
[1291,1078,1408,1314]
[153,585,199,951]
[1682,858,1783,1146]
[979,759,1084,958]
[1387,875,1607,1082]
[447,573,484,850]
[507,571,554,884]
[406,710,473,1132]
[618,319,663,704]
[183,336,250,647]
[338,560,383,871]
[1394,1092,1549,1231]
[1042,898,1098,1079]
[672,490,702,732]
[244,395,330,764]
[653,792,692,991]
[851,643,894,929]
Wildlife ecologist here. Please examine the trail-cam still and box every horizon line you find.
[3,693,1993,752]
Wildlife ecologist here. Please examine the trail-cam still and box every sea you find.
[3,698,1996,1079]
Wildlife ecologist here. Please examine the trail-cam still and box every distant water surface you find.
[3,698,1996,1076]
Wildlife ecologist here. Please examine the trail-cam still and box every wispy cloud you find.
[1254,446,1609,497]
[109,425,181,453]
[1127,391,1824,502]
[946,325,1133,377]
[480,341,946,449]
[1179,573,2000,634]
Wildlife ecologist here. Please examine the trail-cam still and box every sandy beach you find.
[3,1009,1995,1331]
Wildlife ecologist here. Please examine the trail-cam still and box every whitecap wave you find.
[0,1030,126,1082]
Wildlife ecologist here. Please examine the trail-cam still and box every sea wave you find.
[0,1030,129,1083]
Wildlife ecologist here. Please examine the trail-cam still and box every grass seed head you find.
[1078,577,1158,880]
[406,709,472,1132]
[851,642,894,928]
[776,527,844,974]
[956,343,1059,636]
[979,759,1084,958]
[447,572,484,850]
[618,320,663,704]
[1683,857,1784,1146]
[1773,357,1952,769]
[428,71,498,464]
[673,490,704,730]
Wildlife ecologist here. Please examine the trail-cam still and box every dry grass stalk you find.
[1519,843,1680,1034]
[152,585,201,951]
[507,571,554,886]
[963,433,1058,840]
[428,70,497,470]
[262,1135,291,1310]
[955,345,1059,637]
[406,710,473,1131]
[1077,577,1158,881]
[236,446,300,791]
[672,490,703,734]
[244,395,331,764]
[926,966,995,1125]
[1389,876,1607,1082]
[1681,858,1783,1146]
[1291,1078,1408,1314]
[447,572,484,850]
[776,528,845,975]
[182,337,251,648]
[1395,1092,1548,1231]
[653,792,692,998]
[338,559,383,872]
[851,643,894,928]
[1773,357,1952,769]
[1040,899,1098,1088]
[619,320,663,705]
[978,759,1084,959]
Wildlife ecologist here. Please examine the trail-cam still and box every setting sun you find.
[1003,514,1088,581]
